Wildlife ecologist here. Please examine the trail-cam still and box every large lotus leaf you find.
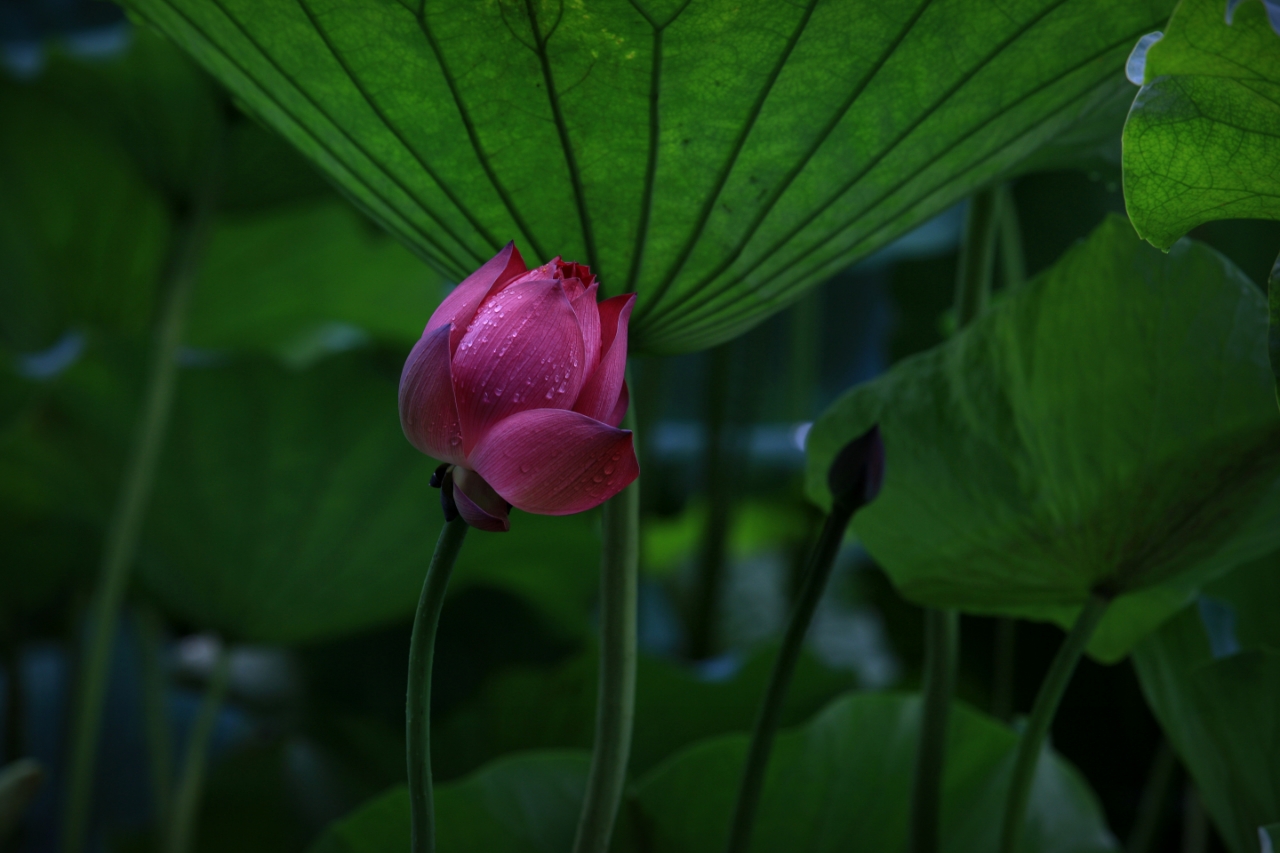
[433,644,849,781]
[139,354,614,642]
[0,83,171,352]
[118,0,1172,353]
[1123,0,1280,248]
[805,216,1280,661]
[309,752,590,853]
[630,692,1117,853]
[186,201,445,361]
[1133,605,1280,853]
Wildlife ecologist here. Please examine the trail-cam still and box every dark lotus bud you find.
[826,424,885,511]
[429,462,451,489]
[439,468,460,523]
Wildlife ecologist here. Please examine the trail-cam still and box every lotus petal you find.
[451,278,587,454]
[574,295,635,425]
[426,242,526,351]
[469,408,638,515]
[398,323,465,465]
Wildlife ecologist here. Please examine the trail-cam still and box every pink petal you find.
[398,323,466,465]
[571,282,602,380]
[426,242,527,351]
[573,294,634,425]
[452,467,510,532]
[606,381,629,429]
[469,408,639,515]
[451,278,587,455]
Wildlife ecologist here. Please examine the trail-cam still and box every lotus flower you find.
[399,244,640,532]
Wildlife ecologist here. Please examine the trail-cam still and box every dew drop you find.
[593,475,604,483]
[520,464,531,473]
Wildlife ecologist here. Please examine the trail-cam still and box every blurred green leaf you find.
[1123,0,1280,248]
[805,216,1280,661]
[0,83,170,352]
[119,0,1171,353]
[433,644,850,781]
[136,353,441,642]
[1133,606,1280,853]
[32,29,330,212]
[309,752,589,853]
[642,498,815,578]
[631,691,1117,853]
[186,201,444,362]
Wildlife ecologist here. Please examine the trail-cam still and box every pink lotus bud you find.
[399,244,639,532]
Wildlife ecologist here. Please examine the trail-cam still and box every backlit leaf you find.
[119,0,1173,352]
[1123,0,1280,248]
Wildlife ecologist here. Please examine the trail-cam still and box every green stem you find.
[571,459,640,853]
[1127,740,1177,853]
[991,617,1017,722]
[908,609,959,853]
[724,499,857,853]
[905,184,1002,852]
[62,142,223,853]
[996,183,1026,290]
[135,606,174,829]
[999,594,1109,853]
[164,644,229,853]
[407,516,469,853]
[1181,783,1209,853]
[688,343,735,660]
[954,188,1002,326]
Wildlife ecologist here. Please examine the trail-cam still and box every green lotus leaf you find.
[805,216,1280,660]
[119,0,1172,352]
[1123,0,1280,248]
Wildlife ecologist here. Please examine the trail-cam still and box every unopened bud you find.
[826,424,885,511]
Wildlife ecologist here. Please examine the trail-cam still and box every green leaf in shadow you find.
[805,216,1280,660]
[309,752,590,853]
[118,0,1173,352]
[1133,601,1280,853]
[630,691,1117,853]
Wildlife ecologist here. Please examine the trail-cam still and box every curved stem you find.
[954,187,1002,327]
[724,500,856,853]
[908,609,959,853]
[407,516,469,853]
[571,459,640,853]
[165,644,230,853]
[62,139,223,853]
[999,594,1109,853]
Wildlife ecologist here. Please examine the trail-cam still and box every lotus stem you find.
[571,446,640,853]
[136,606,174,827]
[997,183,1026,290]
[407,516,469,853]
[908,608,959,853]
[1127,739,1177,853]
[688,342,736,660]
[991,617,1017,722]
[999,593,1109,853]
[907,184,1002,852]
[61,134,223,853]
[165,643,230,853]
[723,498,857,853]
